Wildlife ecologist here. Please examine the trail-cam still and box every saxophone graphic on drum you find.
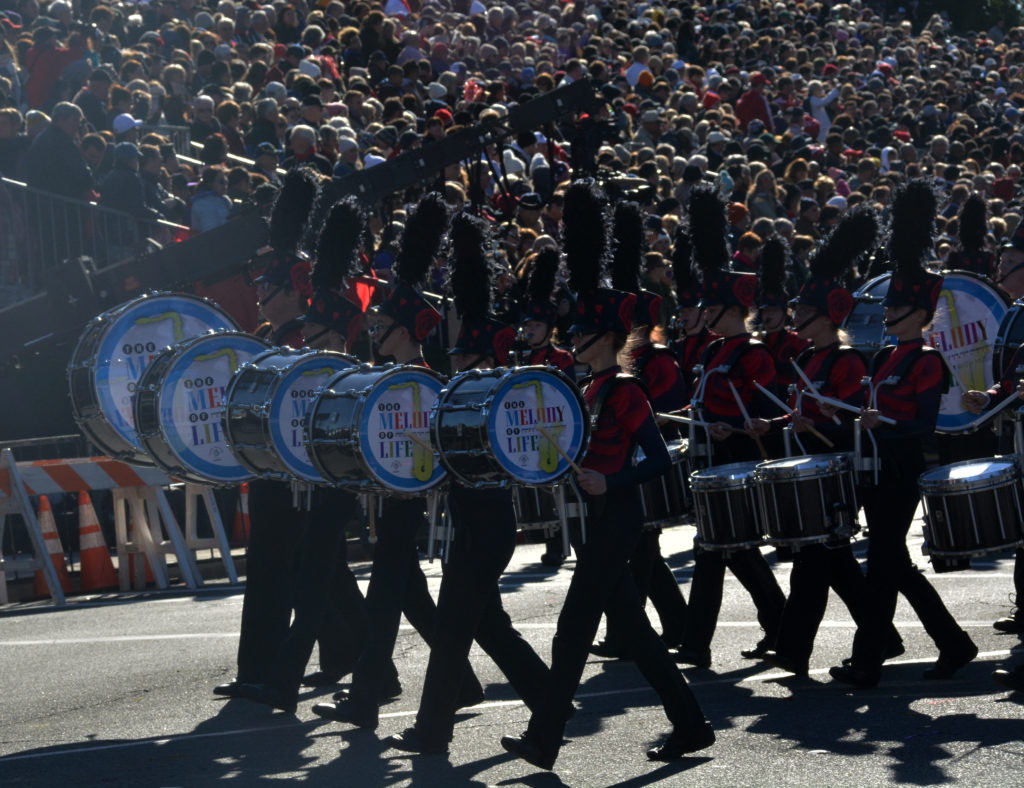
[135,311,186,344]
[514,379,562,474]
[387,380,433,482]
[937,288,988,392]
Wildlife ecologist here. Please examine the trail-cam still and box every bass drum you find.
[134,331,271,485]
[992,297,1024,384]
[431,366,589,488]
[844,272,1007,434]
[222,348,356,482]
[68,292,238,464]
[306,364,448,495]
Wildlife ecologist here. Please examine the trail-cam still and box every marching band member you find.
[672,185,786,670]
[387,211,551,755]
[944,193,995,278]
[501,181,712,771]
[216,170,360,698]
[590,200,689,658]
[238,197,371,712]
[830,180,977,689]
[750,209,903,676]
[520,246,576,568]
[670,226,719,402]
[963,221,1024,640]
[755,236,808,392]
[315,194,484,731]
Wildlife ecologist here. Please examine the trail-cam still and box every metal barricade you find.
[139,124,191,156]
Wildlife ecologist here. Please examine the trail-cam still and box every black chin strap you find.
[795,310,822,333]
[707,306,727,331]
[463,354,489,371]
[260,285,283,308]
[997,260,1024,284]
[883,309,914,330]
[573,331,606,359]
[304,326,331,347]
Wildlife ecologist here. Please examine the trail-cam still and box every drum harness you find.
[786,345,865,459]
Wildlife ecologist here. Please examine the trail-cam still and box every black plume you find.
[671,224,695,297]
[610,201,645,294]
[687,184,729,274]
[809,205,880,281]
[958,193,988,252]
[269,168,319,253]
[758,236,788,295]
[395,192,449,287]
[888,178,937,277]
[563,179,608,293]
[448,211,492,322]
[312,197,366,291]
[528,247,559,303]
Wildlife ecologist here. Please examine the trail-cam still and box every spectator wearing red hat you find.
[736,71,773,135]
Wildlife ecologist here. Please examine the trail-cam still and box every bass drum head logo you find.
[358,369,446,492]
[95,296,236,450]
[269,354,354,482]
[158,334,268,483]
[486,369,587,485]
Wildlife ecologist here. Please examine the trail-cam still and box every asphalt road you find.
[1,520,1022,787]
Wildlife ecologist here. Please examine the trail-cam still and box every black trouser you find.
[603,529,689,647]
[349,496,482,708]
[1014,548,1024,621]
[773,541,889,667]
[526,489,705,754]
[413,486,549,747]
[265,488,367,701]
[851,481,969,670]
[236,480,297,683]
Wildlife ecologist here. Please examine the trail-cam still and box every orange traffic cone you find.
[77,492,118,591]
[230,482,251,546]
[33,495,72,597]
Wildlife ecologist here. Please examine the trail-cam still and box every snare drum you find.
[512,485,560,530]
[431,366,589,488]
[690,461,763,551]
[754,453,859,549]
[306,364,448,494]
[639,439,690,528]
[68,292,238,463]
[133,331,271,484]
[222,348,356,482]
[918,456,1024,560]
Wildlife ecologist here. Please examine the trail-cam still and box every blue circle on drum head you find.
[357,369,446,493]
[485,369,587,485]
[159,333,269,483]
[95,295,236,451]
[269,354,355,481]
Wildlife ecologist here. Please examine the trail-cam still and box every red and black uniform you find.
[677,333,786,662]
[632,343,688,426]
[762,328,810,390]
[764,343,901,673]
[272,318,306,349]
[847,340,976,676]
[522,366,707,757]
[946,248,995,278]
[527,344,575,373]
[671,327,720,405]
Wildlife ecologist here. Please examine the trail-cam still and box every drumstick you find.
[934,346,969,393]
[536,424,583,474]
[791,360,842,425]
[656,412,730,430]
[753,381,835,449]
[983,386,1024,419]
[727,380,769,460]
[798,389,898,425]
[403,431,435,452]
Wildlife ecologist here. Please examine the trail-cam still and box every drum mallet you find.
[404,430,435,453]
[791,360,842,425]
[753,381,835,449]
[656,412,727,430]
[727,380,769,460]
[536,425,583,475]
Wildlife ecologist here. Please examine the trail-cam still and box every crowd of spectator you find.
[1,0,1023,314]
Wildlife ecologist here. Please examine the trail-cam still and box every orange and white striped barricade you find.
[182,484,238,584]
[32,495,73,597]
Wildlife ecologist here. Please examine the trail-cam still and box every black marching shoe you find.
[386,727,449,755]
[500,732,557,771]
[301,667,352,687]
[740,637,772,660]
[761,650,809,678]
[993,616,1024,635]
[829,664,881,689]
[540,552,564,568]
[332,675,402,703]
[922,638,978,680]
[646,721,716,761]
[842,639,905,667]
[672,646,712,669]
[237,683,297,714]
[213,679,247,698]
[992,665,1024,693]
[311,698,378,730]
[456,684,485,709]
